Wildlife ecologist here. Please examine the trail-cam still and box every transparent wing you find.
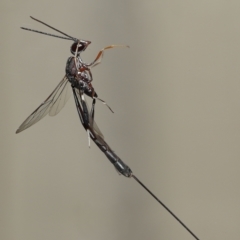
[90,114,105,140]
[16,76,71,133]
[49,77,71,116]
[75,89,105,140]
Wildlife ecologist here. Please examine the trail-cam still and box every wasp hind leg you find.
[90,98,96,121]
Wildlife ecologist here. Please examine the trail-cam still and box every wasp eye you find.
[71,42,85,54]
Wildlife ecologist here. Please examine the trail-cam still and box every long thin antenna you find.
[30,16,77,41]
[132,174,200,240]
[21,27,73,40]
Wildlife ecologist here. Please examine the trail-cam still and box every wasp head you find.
[70,40,91,55]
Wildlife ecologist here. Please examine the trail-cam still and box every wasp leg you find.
[94,96,114,113]
[87,45,129,68]
[90,98,96,121]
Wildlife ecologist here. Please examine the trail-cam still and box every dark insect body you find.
[16,16,200,240]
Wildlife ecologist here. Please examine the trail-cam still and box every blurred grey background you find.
[1,1,240,240]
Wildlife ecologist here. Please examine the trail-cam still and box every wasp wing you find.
[16,76,71,133]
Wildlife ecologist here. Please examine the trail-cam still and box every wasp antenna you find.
[21,27,73,40]
[29,16,77,41]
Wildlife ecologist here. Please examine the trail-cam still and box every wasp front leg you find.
[86,45,129,68]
